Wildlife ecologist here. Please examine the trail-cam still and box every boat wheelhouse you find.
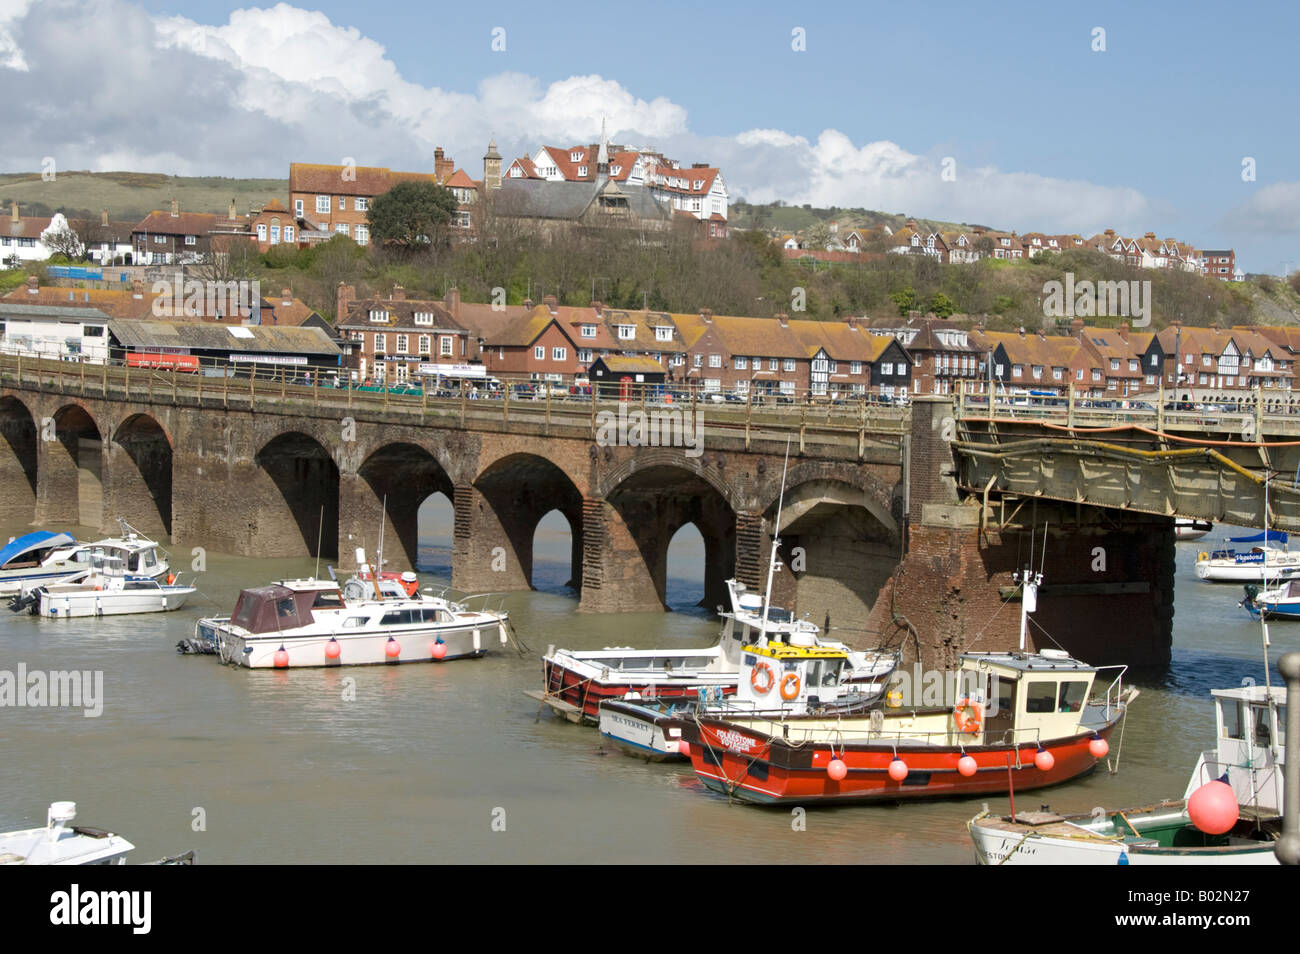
[17,553,195,618]
[1,802,136,866]
[680,649,1136,805]
[968,682,1286,865]
[191,576,511,668]
[0,522,170,598]
[598,640,886,761]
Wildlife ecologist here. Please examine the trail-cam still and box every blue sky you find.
[3,1,1296,271]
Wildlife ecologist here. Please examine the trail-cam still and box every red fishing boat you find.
[681,647,1136,805]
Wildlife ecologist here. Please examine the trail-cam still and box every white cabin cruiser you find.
[0,520,171,597]
[190,567,511,669]
[13,553,195,618]
[969,682,1287,865]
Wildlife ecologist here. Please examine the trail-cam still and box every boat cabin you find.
[959,650,1106,744]
[719,579,820,663]
[230,582,344,634]
[735,639,857,714]
[1186,685,1288,814]
[0,531,77,570]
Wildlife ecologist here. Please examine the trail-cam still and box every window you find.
[1053,368,1062,380]
[339,196,346,210]
[354,225,369,245]
[1012,364,1023,378]
[1025,681,1057,714]
[694,354,703,367]
[369,309,388,322]
[335,224,349,236]
[577,165,587,177]
[735,356,748,370]
[534,346,545,360]
[1150,352,1159,367]
[783,358,796,372]
[295,199,304,216]
[184,235,196,246]
[418,335,430,354]
[1128,359,1138,372]
[356,197,368,211]
[395,334,408,354]
[284,226,294,243]
[373,333,386,353]
[655,326,673,341]
[269,225,280,245]
[709,354,721,368]
[881,362,893,375]
[1032,366,1043,379]
[256,224,267,242]
[553,347,567,361]
[770,358,779,371]
[828,360,838,373]
[617,325,635,340]
[413,312,434,326]
[1091,369,1101,382]
[848,361,862,376]
[441,336,454,356]
[1221,700,1244,739]
[578,349,592,363]
[316,196,330,214]
[1057,682,1087,713]
[581,325,596,338]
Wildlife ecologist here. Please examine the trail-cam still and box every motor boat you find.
[0,801,194,865]
[0,520,171,597]
[10,553,195,618]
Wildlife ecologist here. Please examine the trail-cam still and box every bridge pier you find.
[576,497,664,613]
[0,397,38,525]
[452,482,534,594]
[867,395,1175,668]
[35,414,104,532]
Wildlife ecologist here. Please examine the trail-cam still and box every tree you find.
[368,181,459,251]
[890,286,916,316]
[928,291,956,318]
[42,219,85,260]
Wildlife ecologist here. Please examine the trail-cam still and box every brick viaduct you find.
[6,358,1257,667]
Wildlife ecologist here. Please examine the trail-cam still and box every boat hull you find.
[35,586,194,618]
[598,700,689,762]
[206,618,509,668]
[681,720,1119,805]
[543,656,733,724]
[970,805,1281,865]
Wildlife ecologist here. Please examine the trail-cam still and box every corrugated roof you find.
[108,319,340,355]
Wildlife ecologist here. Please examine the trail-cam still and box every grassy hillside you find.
[0,171,287,222]
[729,200,984,238]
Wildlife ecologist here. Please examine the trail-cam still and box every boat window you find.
[822,662,841,687]
[312,590,345,609]
[805,660,822,689]
[276,597,298,619]
[1252,705,1272,747]
[341,617,368,628]
[1278,706,1287,747]
[1221,700,1244,740]
[142,549,156,568]
[128,552,141,571]
[992,677,1016,718]
[1057,681,1087,713]
[380,610,417,625]
[124,580,157,590]
[1024,681,1057,714]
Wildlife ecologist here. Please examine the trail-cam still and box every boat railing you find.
[421,586,509,617]
[1091,665,1129,720]
[763,719,1048,751]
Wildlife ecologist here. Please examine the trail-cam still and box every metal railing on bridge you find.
[0,352,909,461]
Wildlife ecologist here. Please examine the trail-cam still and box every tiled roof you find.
[289,162,439,196]
[486,306,570,347]
[3,285,152,319]
[4,215,53,238]
[133,211,219,236]
[338,296,466,333]
[787,319,876,361]
[595,356,666,374]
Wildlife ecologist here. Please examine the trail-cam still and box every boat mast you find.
[760,440,792,638]
[1015,523,1045,652]
[1262,475,1272,690]
[372,495,388,600]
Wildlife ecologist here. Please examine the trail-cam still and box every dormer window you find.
[577,165,587,177]
[611,165,622,176]
[581,324,596,338]
[694,180,704,190]
[369,309,388,323]
[617,325,636,340]
[570,151,582,162]
[655,326,672,342]
[413,312,434,326]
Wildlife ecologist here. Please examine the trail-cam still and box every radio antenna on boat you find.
[1262,474,1273,691]
[314,505,324,582]
[760,439,792,636]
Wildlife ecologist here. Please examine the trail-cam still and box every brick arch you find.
[0,394,39,523]
[42,402,104,528]
[343,441,456,572]
[760,461,899,534]
[596,448,745,514]
[251,429,340,558]
[108,412,174,538]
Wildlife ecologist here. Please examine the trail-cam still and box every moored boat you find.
[679,647,1136,805]
[1241,579,1300,620]
[0,520,171,598]
[189,563,511,668]
[1174,518,1213,541]
[13,553,195,618]
[968,681,1286,865]
[1,801,194,866]
[1195,531,1300,582]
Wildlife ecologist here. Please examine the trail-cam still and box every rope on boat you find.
[504,619,531,656]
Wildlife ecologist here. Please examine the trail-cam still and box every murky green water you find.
[2,512,1295,864]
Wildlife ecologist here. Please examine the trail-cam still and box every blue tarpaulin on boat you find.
[0,531,75,568]
[1228,530,1288,544]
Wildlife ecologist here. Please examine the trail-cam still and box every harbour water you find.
[2,512,1295,864]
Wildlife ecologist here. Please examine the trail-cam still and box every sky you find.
[1,0,1296,272]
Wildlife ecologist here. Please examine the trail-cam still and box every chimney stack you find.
[230,198,238,220]
[390,284,405,301]
[433,147,453,182]
[11,201,18,224]
[101,208,109,227]
[336,282,356,321]
[844,316,858,330]
[1119,321,1129,341]
[543,294,558,313]
[281,287,292,305]
[700,308,713,324]
[590,300,603,317]
[523,298,534,310]
[445,286,461,318]
[171,198,179,217]
[1070,318,1084,337]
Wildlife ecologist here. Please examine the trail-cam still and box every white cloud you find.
[0,0,1152,239]
[1223,183,1300,234]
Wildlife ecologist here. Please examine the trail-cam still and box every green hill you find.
[0,171,287,222]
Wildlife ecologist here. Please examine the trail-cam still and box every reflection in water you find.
[2,518,1297,864]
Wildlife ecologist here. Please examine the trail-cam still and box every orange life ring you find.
[166,573,176,585]
[953,698,983,734]
[750,662,775,695]
[779,671,801,701]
